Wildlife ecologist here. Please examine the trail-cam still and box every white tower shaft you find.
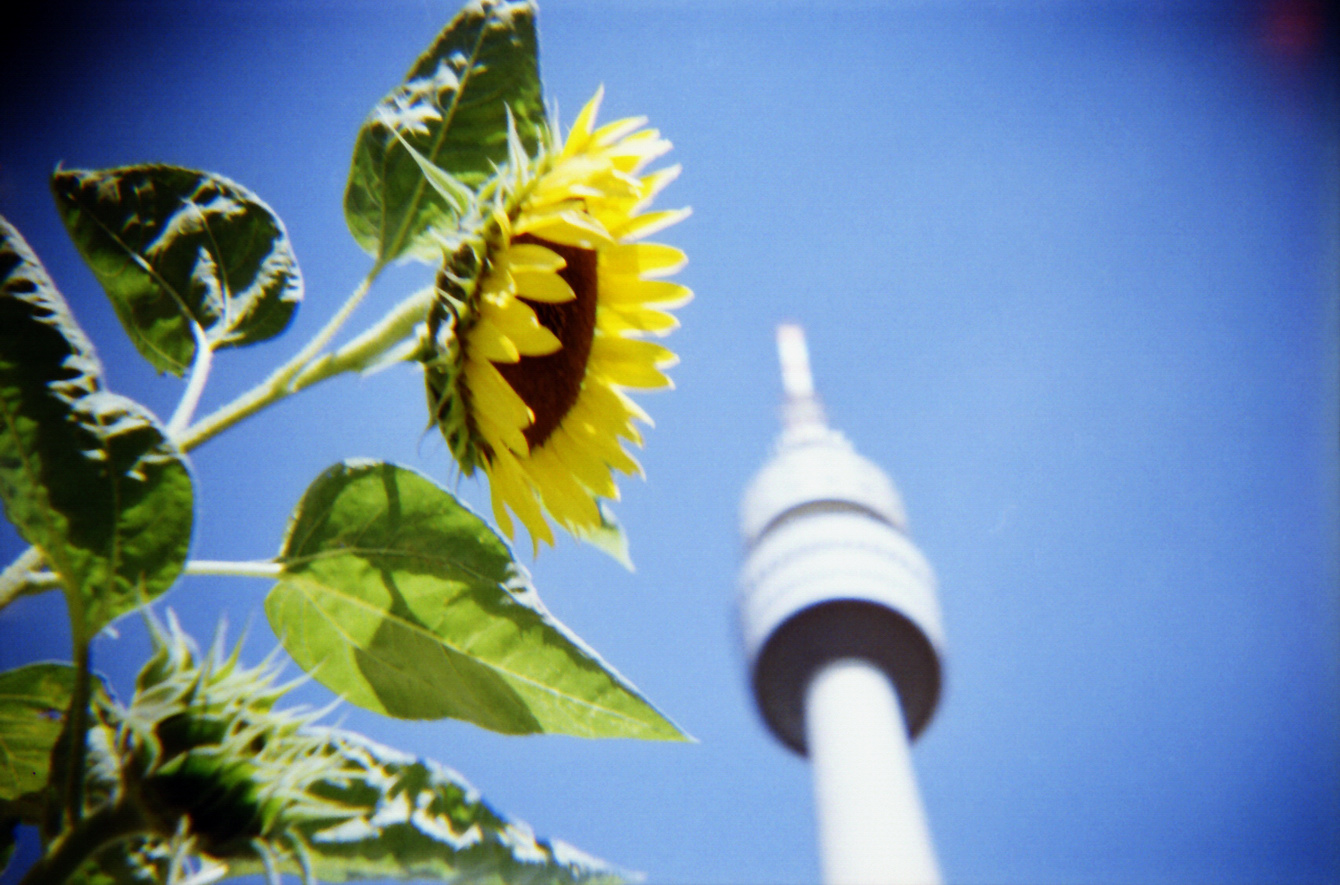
[806,659,942,885]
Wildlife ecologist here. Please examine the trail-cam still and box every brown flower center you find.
[496,234,598,449]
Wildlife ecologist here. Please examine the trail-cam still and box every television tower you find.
[738,324,947,885]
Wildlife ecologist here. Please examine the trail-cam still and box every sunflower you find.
[424,88,690,551]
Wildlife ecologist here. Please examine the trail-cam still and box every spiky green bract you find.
[422,237,487,475]
[109,611,350,878]
[72,613,632,885]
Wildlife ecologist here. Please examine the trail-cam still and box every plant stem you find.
[290,261,390,378]
[166,321,213,439]
[0,546,44,610]
[289,285,433,389]
[18,799,147,885]
[5,559,287,603]
[174,262,387,453]
[61,637,92,826]
[1,273,427,605]
[185,559,284,579]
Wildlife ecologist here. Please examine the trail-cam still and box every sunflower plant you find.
[0,2,690,883]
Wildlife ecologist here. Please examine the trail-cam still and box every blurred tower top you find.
[741,324,908,548]
[738,323,942,750]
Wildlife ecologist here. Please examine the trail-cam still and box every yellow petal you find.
[564,415,643,476]
[614,207,691,241]
[575,380,650,444]
[640,164,681,202]
[547,426,620,499]
[473,406,530,458]
[490,448,554,549]
[486,296,562,355]
[466,357,533,430]
[598,362,672,389]
[599,243,687,279]
[560,87,604,161]
[522,446,601,531]
[489,473,516,540]
[480,259,516,293]
[529,158,610,206]
[610,383,654,427]
[468,317,521,363]
[590,168,644,201]
[589,336,677,389]
[599,277,693,308]
[512,269,575,303]
[515,207,613,248]
[599,304,680,336]
[504,243,566,274]
[592,115,648,148]
[561,386,639,452]
[607,130,671,173]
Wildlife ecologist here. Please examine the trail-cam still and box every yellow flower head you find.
[425,89,691,551]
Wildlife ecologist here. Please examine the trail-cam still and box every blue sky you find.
[1,2,1336,883]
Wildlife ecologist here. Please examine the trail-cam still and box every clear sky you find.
[1,1,1336,884]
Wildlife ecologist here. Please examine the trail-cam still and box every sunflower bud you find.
[110,613,350,867]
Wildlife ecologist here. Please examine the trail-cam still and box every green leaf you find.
[0,663,76,801]
[344,0,544,264]
[0,217,193,635]
[266,460,686,740]
[225,730,628,884]
[51,164,302,376]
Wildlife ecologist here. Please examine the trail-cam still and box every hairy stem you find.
[174,262,387,453]
[9,559,287,601]
[19,800,147,885]
[165,321,214,439]
[0,546,44,610]
[289,285,433,389]
[185,559,284,579]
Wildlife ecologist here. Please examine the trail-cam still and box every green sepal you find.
[67,615,631,884]
[423,240,488,475]
[577,501,635,571]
